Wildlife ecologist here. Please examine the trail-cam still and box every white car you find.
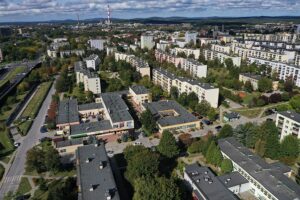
[14,142,21,147]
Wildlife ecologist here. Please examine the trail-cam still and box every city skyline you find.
[0,0,300,22]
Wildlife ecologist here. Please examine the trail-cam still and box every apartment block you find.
[203,49,242,67]
[141,34,155,49]
[75,61,101,94]
[239,73,278,91]
[219,137,299,200]
[76,143,120,200]
[152,68,219,108]
[155,49,207,78]
[114,52,134,62]
[85,54,100,70]
[248,57,300,87]
[88,39,105,50]
[276,111,300,140]
[129,85,151,109]
[60,50,85,58]
[185,32,197,44]
[211,44,232,54]
[128,56,151,77]
[171,47,201,59]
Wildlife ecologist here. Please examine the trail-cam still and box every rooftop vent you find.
[90,184,97,191]
[208,181,213,184]
[86,157,93,163]
[196,179,200,183]
[99,161,104,169]
[105,190,112,200]
[226,178,231,181]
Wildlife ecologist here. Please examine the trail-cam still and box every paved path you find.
[0,81,56,198]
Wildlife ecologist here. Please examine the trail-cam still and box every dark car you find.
[40,126,48,133]
[202,119,212,125]
[215,125,222,132]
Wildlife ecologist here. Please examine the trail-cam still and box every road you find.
[0,80,56,198]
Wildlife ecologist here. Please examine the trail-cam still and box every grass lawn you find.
[0,93,27,121]
[0,155,11,164]
[17,120,33,136]
[17,177,32,195]
[0,129,14,156]
[0,163,5,182]
[0,66,26,88]
[242,92,261,105]
[21,82,52,119]
[33,188,49,200]
[234,107,263,118]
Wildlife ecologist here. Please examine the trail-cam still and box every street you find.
[0,80,56,198]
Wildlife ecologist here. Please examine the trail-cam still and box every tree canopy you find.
[157,131,179,158]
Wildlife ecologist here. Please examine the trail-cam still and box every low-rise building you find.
[153,68,219,108]
[129,85,151,108]
[75,61,101,94]
[142,100,201,133]
[76,143,120,200]
[53,138,84,156]
[128,57,151,77]
[184,164,239,200]
[85,54,100,70]
[239,73,279,91]
[185,32,197,44]
[218,137,299,200]
[276,110,300,140]
[56,99,80,131]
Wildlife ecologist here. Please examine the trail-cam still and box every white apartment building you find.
[185,32,197,44]
[155,49,207,78]
[219,137,299,200]
[295,54,300,66]
[85,54,100,70]
[248,57,300,87]
[181,59,207,78]
[156,40,171,51]
[60,50,85,58]
[153,68,219,108]
[276,111,300,140]
[114,52,134,62]
[211,44,231,54]
[171,47,201,59]
[203,49,242,67]
[200,38,219,46]
[88,39,105,50]
[75,61,101,94]
[141,35,155,49]
[53,38,68,43]
[128,57,151,77]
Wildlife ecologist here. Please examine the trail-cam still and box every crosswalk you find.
[2,176,22,184]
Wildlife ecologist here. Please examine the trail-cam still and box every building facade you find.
[276,111,300,140]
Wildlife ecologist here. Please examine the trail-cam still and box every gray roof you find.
[218,171,249,188]
[240,73,262,81]
[77,143,120,200]
[57,99,79,125]
[85,54,99,61]
[55,138,84,148]
[101,92,133,123]
[74,61,98,78]
[143,100,198,127]
[78,103,103,111]
[218,137,300,200]
[154,68,215,90]
[70,121,112,136]
[130,85,149,95]
[185,164,238,200]
[278,111,300,123]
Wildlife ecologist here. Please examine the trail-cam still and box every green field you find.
[234,107,263,118]
[0,66,26,88]
[0,129,14,157]
[21,82,52,119]
[0,93,27,122]
[17,177,32,195]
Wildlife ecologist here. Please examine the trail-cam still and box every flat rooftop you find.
[77,143,120,200]
[278,110,300,123]
[130,85,149,95]
[218,171,249,188]
[78,103,103,111]
[56,99,79,125]
[218,137,300,200]
[185,164,238,200]
[70,121,112,136]
[143,100,198,127]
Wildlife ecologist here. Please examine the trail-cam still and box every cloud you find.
[0,0,299,19]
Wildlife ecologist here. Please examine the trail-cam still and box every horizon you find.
[1,0,300,23]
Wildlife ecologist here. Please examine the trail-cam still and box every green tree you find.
[290,95,300,113]
[280,135,299,158]
[170,86,179,100]
[124,145,148,161]
[47,178,77,200]
[44,145,61,172]
[207,108,217,121]
[188,140,206,154]
[133,177,181,200]
[221,159,233,174]
[26,147,46,173]
[258,77,273,92]
[206,141,223,166]
[195,100,211,116]
[125,151,160,183]
[151,85,163,101]
[178,92,188,107]
[244,80,253,93]
[157,131,179,158]
[218,124,233,139]
[233,123,258,148]
[187,92,199,110]
[140,109,157,134]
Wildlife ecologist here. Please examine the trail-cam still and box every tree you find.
[44,145,61,172]
[170,87,179,99]
[255,139,266,157]
[244,80,253,93]
[157,131,179,159]
[151,85,163,101]
[280,135,299,159]
[233,123,258,148]
[133,177,181,200]
[178,133,193,148]
[140,109,157,134]
[269,93,281,103]
[195,100,211,116]
[26,147,46,173]
[207,108,217,121]
[47,178,77,200]
[221,159,233,174]
[218,124,233,139]
[224,58,234,68]
[290,95,300,113]
[107,78,123,92]
[178,92,188,107]
[284,76,294,92]
[124,145,148,161]
[125,151,160,183]
[206,141,223,166]
[188,139,206,154]
[187,92,199,110]
[258,77,273,92]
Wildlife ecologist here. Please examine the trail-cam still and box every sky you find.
[0,0,300,22]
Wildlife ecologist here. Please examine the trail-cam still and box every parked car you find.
[40,126,48,133]
[14,142,21,147]
[202,119,212,125]
[215,125,222,132]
